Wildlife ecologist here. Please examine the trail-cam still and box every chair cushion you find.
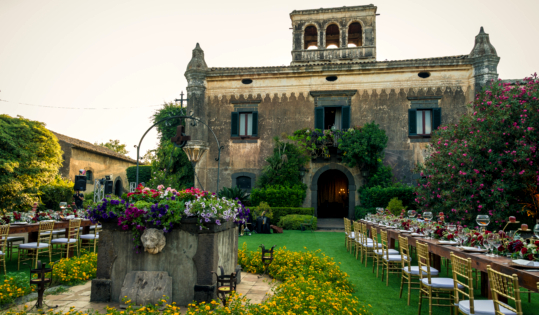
[52,230,66,234]
[79,234,99,240]
[348,232,355,238]
[19,242,49,249]
[39,231,52,235]
[0,251,4,255]
[383,254,407,262]
[364,243,383,248]
[458,299,516,315]
[2,236,25,242]
[51,238,77,244]
[374,249,399,255]
[421,277,463,289]
[403,266,439,276]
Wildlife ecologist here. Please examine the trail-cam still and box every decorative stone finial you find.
[469,27,498,58]
[141,228,166,254]
[186,43,208,72]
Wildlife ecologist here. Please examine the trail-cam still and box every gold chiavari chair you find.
[18,221,54,270]
[417,242,457,315]
[380,230,404,286]
[399,235,438,305]
[372,227,398,278]
[79,224,101,253]
[361,222,380,267]
[353,221,362,259]
[487,266,523,315]
[51,219,81,259]
[344,218,353,252]
[0,224,10,275]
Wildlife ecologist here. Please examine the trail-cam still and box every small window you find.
[86,170,93,182]
[242,79,253,84]
[347,22,362,47]
[418,72,431,79]
[304,25,318,50]
[416,110,432,135]
[239,112,253,136]
[236,176,251,190]
[325,24,340,48]
[326,76,338,82]
[231,111,258,138]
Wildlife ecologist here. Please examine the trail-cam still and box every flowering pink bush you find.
[414,75,539,227]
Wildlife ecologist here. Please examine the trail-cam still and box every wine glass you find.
[59,202,67,211]
[534,224,539,239]
[423,212,433,222]
[491,234,502,257]
[408,210,416,219]
[423,224,431,239]
[476,215,490,233]
[376,208,385,215]
[485,234,494,256]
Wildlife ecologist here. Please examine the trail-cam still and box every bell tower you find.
[290,5,377,65]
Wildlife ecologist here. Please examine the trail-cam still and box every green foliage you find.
[357,184,416,218]
[218,186,250,205]
[386,197,406,216]
[365,163,394,188]
[0,272,34,305]
[38,175,74,210]
[414,76,539,226]
[251,201,273,219]
[0,115,63,212]
[256,137,308,189]
[83,191,95,209]
[94,139,128,155]
[338,122,388,173]
[277,214,317,230]
[149,102,194,190]
[247,207,314,225]
[126,166,152,184]
[251,185,306,207]
[288,128,337,159]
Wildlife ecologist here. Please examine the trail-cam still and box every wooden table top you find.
[361,220,539,293]
[8,220,94,234]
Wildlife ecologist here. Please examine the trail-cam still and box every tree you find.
[95,139,129,155]
[0,115,63,211]
[338,122,388,174]
[147,102,194,190]
[140,149,156,164]
[257,137,308,189]
[414,76,539,227]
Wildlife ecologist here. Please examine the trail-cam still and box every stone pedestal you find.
[90,219,238,306]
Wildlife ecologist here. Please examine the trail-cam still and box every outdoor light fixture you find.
[361,169,370,177]
[29,261,57,311]
[182,140,208,164]
[259,244,276,277]
[299,165,307,178]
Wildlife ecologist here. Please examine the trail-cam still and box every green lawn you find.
[238,230,539,315]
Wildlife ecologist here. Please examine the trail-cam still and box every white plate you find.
[399,230,412,233]
[11,222,28,225]
[512,260,539,267]
[438,241,458,245]
[411,233,425,237]
[461,246,488,253]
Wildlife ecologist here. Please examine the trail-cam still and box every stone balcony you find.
[291,46,376,65]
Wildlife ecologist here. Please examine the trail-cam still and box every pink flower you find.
[519,170,525,175]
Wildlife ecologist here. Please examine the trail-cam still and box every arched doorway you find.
[114,178,123,197]
[317,170,349,218]
[311,163,356,219]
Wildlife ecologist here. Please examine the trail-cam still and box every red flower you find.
[521,247,528,255]
[528,254,534,261]
[535,240,539,247]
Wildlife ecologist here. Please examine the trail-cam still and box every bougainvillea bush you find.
[86,184,249,251]
[414,76,539,227]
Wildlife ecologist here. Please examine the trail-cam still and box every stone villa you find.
[183,4,500,219]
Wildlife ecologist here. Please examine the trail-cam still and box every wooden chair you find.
[372,227,398,278]
[0,224,10,275]
[79,224,101,253]
[18,221,54,270]
[399,235,438,305]
[360,222,379,267]
[417,242,457,315]
[211,266,237,306]
[52,219,81,258]
[344,218,353,252]
[487,265,523,315]
[380,230,404,286]
[353,221,362,260]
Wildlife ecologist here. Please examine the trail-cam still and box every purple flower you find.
[215,220,221,225]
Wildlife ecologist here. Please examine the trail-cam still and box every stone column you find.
[469,27,500,94]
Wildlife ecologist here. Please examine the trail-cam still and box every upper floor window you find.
[304,25,318,49]
[314,106,350,131]
[347,22,362,47]
[240,112,253,136]
[231,111,259,138]
[325,24,340,48]
[86,170,93,182]
[408,108,441,137]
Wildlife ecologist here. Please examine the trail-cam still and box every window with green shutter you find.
[231,111,259,138]
[408,108,442,137]
[341,106,351,130]
[315,107,324,130]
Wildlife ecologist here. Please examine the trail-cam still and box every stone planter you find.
[90,218,238,306]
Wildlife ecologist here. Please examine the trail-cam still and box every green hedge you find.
[126,166,152,185]
[250,185,306,207]
[356,184,416,219]
[278,214,317,230]
[39,175,74,210]
[248,207,313,226]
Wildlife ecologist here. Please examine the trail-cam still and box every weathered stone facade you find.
[183,5,500,219]
[52,131,138,196]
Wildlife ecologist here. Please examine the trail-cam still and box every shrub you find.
[387,197,406,216]
[50,252,97,285]
[38,175,74,211]
[82,191,95,209]
[0,272,34,306]
[360,184,416,209]
[250,185,306,207]
[217,186,250,205]
[126,166,152,185]
[277,214,317,230]
[355,206,375,219]
[338,122,388,174]
[247,207,313,225]
[250,201,272,219]
[414,76,539,226]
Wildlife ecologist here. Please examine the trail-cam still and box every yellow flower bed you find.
[0,274,34,306]
[50,252,97,285]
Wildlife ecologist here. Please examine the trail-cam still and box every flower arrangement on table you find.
[32,211,53,222]
[87,184,249,252]
[500,238,539,261]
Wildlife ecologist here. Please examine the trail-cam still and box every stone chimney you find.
[469,27,500,93]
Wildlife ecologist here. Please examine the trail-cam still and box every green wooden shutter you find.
[315,107,324,130]
[251,112,259,137]
[341,106,351,130]
[408,109,417,136]
[432,108,442,131]
[231,112,239,137]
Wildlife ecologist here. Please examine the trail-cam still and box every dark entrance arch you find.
[114,177,123,197]
[311,163,356,219]
[317,170,348,218]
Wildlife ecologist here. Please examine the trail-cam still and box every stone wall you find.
[91,220,238,306]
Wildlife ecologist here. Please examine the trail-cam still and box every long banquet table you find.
[361,220,539,297]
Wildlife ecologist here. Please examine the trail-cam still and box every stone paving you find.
[14,273,277,314]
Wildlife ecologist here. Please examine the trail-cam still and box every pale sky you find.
[1,0,538,161]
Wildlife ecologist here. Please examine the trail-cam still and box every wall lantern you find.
[299,166,308,178]
[361,169,370,177]
[182,140,207,165]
